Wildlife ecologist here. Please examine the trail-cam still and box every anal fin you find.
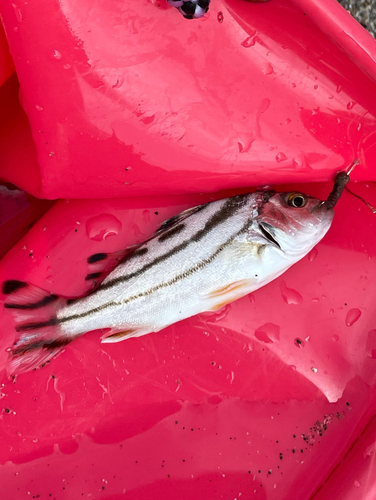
[101,327,147,343]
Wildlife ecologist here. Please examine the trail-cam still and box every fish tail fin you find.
[2,279,74,374]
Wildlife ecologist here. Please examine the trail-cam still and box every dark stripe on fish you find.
[2,280,28,295]
[123,247,148,262]
[5,294,58,310]
[158,204,206,231]
[158,223,185,242]
[16,196,250,332]
[98,194,249,292]
[12,337,73,355]
[87,253,107,264]
[16,318,59,332]
[85,272,102,281]
[58,219,251,323]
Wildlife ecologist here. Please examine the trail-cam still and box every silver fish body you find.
[5,188,334,373]
[56,190,333,342]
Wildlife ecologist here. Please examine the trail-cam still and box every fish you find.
[2,168,353,374]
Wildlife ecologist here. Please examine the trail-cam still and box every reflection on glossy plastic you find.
[1,0,376,497]
[1,0,376,198]
[0,181,375,498]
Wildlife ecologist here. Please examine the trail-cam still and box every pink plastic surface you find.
[0,23,14,87]
[1,0,376,499]
[0,183,376,499]
[1,0,376,198]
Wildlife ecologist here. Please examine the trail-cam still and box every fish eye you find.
[286,193,307,208]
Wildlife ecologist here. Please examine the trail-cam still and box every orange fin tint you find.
[101,328,139,343]
[207,280,251,311]
[208,280,250,298]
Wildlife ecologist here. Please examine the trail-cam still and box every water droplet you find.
[345,308,362,327]
[347,101,356,110]
[53,50,62,60]
[112,78,124,89]
[364,444,376,458]
[259,98,270,113]
[311,367,318,373]
[208,304,232,323]
[35,105,43,111]
[294,338,305,348]
[241,35,257,47]
[63,63,71,70]
[261,62,274,75]
[285,118,291,125]
[142,210,151,224]
[307,248,318,262]
[254,323,280,344]
[314,84,318,90]
[248,294,255,304]
[331,334,339,342]
[280,281,303,305]
[336,84,342,93]
[354,480,361,488]
[329,309,334,314]
[12,3,23,22]
[292,157,304,169]
[45,266,54,283]
[275,152,287,163]
[217,11,224,22]
[366,330,376,358]
[86,214,122,241]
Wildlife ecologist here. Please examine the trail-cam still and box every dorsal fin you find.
[156,203,207,234]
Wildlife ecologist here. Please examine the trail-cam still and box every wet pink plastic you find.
[0,23,14,87]
[1,0,376,198]
[1,0,376,498]
[0,182,376,499]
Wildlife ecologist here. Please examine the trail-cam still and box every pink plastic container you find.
[1,0,376,498]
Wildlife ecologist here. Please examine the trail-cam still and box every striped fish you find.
[3,185,341,374]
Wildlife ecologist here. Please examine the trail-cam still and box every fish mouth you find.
[258,223,281,249]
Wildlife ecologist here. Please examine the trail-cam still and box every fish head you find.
[256,191,334,257]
